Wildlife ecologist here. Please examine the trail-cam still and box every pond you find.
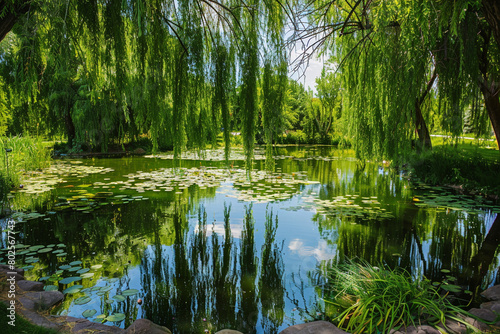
[1,146,500,333]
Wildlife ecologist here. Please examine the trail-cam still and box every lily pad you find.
[82,309,97,318]
[74,296,92,305]
[122,289,139,296]
[90,264,102,270]
[70,261,82,266]
[56,253,68,257]
[59,276,82,285]
[44,285,59,291]
[77,268,90,274]
[68,266,82,272]
[63,285,83,294]
[80,272,94,279]
[112,295,126,302]
[106,313,125,322]
[38,248,53,253]
[59,265,72,270]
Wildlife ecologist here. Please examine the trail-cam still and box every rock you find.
[279,321,348,334]
[132,148,146,154]
[461,315,490,332]
[399,326,418,334]
[215,330,244,334]
[62,316,126,333]
[17,280,44,291]
[0,264,24,277]
[415,325,441,334]
[480,301,500,314]
[469,308,497,322]
[481,285,500,301]
[0,271,25,282]
[125,318,172,334]
[18,291,64,311]
[17,308,62,331]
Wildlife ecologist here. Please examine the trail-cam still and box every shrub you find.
[322,261,478,333]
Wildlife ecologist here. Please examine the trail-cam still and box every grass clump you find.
[322,261,477,333]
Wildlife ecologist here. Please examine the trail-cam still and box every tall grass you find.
[322,261,478,333]
[0,136,51,215]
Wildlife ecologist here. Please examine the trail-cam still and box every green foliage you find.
[322,261,478,334]
[0,0,288,164]
[408,146,500,194]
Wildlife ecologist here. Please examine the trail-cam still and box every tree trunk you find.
[0,0,30,42]
[479,81,500,150]
[467,214,500,294]
[415,70,436,150]
[65,108,76,149]
[483,0,500,50]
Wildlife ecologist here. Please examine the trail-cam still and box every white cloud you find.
[288,238,335,261]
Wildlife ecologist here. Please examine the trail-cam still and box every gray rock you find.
[481,285,500,301]
[63,316,126,333]
[17,308,62,330]
[400,326,418,334]
[0,264,24,277]
[125,318,172,334]
[0,270,25,281]
[480,301,500,315]
[435,319,468,334]
[469,308,497,322]
[17,280,44,291]
[215,330,245,334]
[461,315,490,332]
[279,321,348,334]
[416,325,441,334]
[19,291,64,311]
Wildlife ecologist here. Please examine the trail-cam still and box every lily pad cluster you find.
[411,184,500,214]
[52,190,147,214]
[0,242,68,268]
[303,194,396,220]
[16,161,114,195]
[83,167,317,203]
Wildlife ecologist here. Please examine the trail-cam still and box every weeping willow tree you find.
[0,0,289,166]
[296,0,500,161]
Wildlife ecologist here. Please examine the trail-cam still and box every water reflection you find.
[1,146,499,333]
[140,205,285,333]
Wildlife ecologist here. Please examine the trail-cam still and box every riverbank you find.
[406,144,500,197]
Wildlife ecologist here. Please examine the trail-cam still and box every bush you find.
[0,135,51,187]
[408,148,500,194]
[322,261,478,333]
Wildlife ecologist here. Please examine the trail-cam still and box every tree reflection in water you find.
[140,203,285,333]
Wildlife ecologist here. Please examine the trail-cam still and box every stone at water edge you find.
[125,318,172,334]
[480,300,500,314]
[62,316,125,334]
[17,280,44,291]
[0,264,24,277]
[279,321,348,334]
[481,285,500,301]
[18,291,64,312]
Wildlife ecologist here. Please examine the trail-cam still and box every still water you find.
[1,146,499,333]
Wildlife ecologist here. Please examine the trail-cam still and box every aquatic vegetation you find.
[322,261,478,333]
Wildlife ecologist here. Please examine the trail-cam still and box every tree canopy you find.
[0,0,499,163]
[296,0,500,160]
